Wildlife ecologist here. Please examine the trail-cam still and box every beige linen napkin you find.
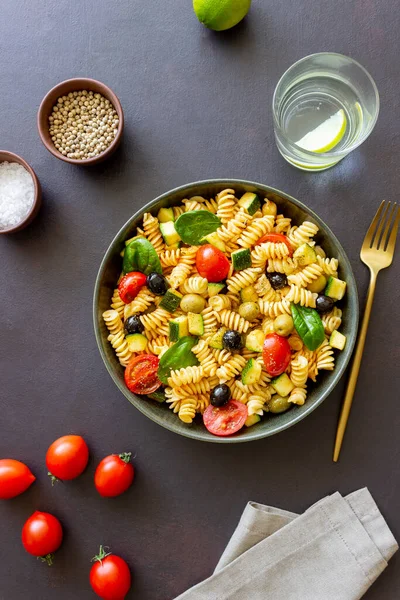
[174,488,398,600]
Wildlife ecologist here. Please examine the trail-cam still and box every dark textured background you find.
[0,1,399,598]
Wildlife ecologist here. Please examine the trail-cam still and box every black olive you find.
[316,294,335,314]
[210,384,231,407]
[147,272,169,296]
[222,330,244,351]
[266,272,287,290]
[124,315,144,335]
[219,281,229,295]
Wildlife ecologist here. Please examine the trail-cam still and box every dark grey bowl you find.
[93,179,359,443]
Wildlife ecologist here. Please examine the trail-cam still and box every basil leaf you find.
[175,211,221,245]
[290,303,325,351]
[157,336,199,385]
[122,238,162,275]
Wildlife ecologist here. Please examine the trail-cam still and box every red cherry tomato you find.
[262,333,291,376]
[196,244,230,282]
[90,546,131,600]
[0,459,36,499]
[203,401,248,436]
[95,453,135,498]
[124,354,161,394]
[256,233,293,256]
[46,435,89,482]
[118,272,147,304]
[22,511,63,564]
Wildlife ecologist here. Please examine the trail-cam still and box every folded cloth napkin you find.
[174,488,398,600]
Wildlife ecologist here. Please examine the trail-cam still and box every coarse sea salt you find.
[0,161,35,230]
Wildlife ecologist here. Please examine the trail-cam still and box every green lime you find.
[193,0,252,31]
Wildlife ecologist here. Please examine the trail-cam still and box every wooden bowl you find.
[0,151,42,234]
[37,78,124,165]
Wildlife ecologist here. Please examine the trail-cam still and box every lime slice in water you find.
[295,109,347,153]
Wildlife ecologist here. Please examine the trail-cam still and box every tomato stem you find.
[92,545,112,564]
[47,472,59,486]
[118,452,132,464]
[38,553,54,566]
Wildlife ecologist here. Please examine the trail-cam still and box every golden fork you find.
[333,200,400,462]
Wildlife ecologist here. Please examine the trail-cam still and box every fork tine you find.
[363,200,386,248]
[371,200,391,249]
[379,202,397,250]
[385,204,400,254]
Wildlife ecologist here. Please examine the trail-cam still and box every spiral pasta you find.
[261,317,275,335]
[212,348,232,364]
[322,307,342,335]
[124,288,156,318]
[168,365,205,387]
[178,396,197,423]
[227,267,261,294]
[274,214,292,233]
[290,355,309,387]
[142,212,165,253]
[177,377,219,397]
[103,310,123,335]
[216,355,247,382]
[183,197,203,211]
[201,307,218,335]
[179,276,208,296]
[195,394,211,414]
[288,221,319,248]
[316,255,339,275]
[285,285,317,307]
[237,215,274,248]
[216,188,237,224]
[266,258,298,274]
[167,246,197,288]
[110,288,125,318]
[159,248,181,267]
[192,339,218,376]
[289,386,307,406]
[208,294,232,311]
[262,199,278,217]
[258,242,290,260]
[202,197,218,213]
[288,333,303,351]
[258,298,291,317]
[316,340,335,371]
[248,389,271,415]
[218,309,250,333]
[147,336,171,356]
[140,308,171,336]
[107,332,132,366]
[172,206,184,219]
[287,263,324,287]
[217,209,250,243]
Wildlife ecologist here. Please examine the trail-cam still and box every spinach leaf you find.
[157,336,199,385]
[290,303,325,351]
[122,237,162,275]
[175,211,221,245]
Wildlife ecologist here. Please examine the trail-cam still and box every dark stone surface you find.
[0,1,399,598]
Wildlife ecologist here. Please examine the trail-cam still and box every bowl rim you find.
[0,150,42,234]
[37,77,124,166]
[93,178,359,443]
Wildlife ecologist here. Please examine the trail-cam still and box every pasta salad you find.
[102,189,347,437]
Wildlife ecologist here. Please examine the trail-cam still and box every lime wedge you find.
[295,109,347,153]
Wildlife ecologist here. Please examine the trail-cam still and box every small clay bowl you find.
[37,78,124,165]
[0,151,42,234]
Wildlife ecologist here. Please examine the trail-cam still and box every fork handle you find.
[333,270,377,462]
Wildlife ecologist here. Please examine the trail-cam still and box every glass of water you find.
[272,53,379,171]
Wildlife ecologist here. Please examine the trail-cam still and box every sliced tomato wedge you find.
[256,233,293,256]
[124,354,161,394]
[203,401,248,437]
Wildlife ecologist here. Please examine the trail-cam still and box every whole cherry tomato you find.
[124,354,161,394]
[90,546,131,600]
[22,511,63,565]
[262,333,291,376]
[196,244,230,282]
[256,233,293,256]
[95,453,135,498]
[46,435,89,483]
[0,459,36,499]
[118,272,147,304]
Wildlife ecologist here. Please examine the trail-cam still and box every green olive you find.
[240,285,258,303]
[273,314,294,336]
[262,200,277,217]
[307,274,327,293]
[268,395,292,414]
[180,294,206,314]
[238,301,260,322]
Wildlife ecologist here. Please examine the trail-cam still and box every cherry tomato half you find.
[0,459,36,499]
[118,272,147,304]
[124,354,161,395]
[262,333,291,376]
[196,244,230,282]
[46,435,89,482]
[90,546,131,600]
[95,453,135,498]
[256,233,293,256]
[22,511,63,565]
[203,400,248,436]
